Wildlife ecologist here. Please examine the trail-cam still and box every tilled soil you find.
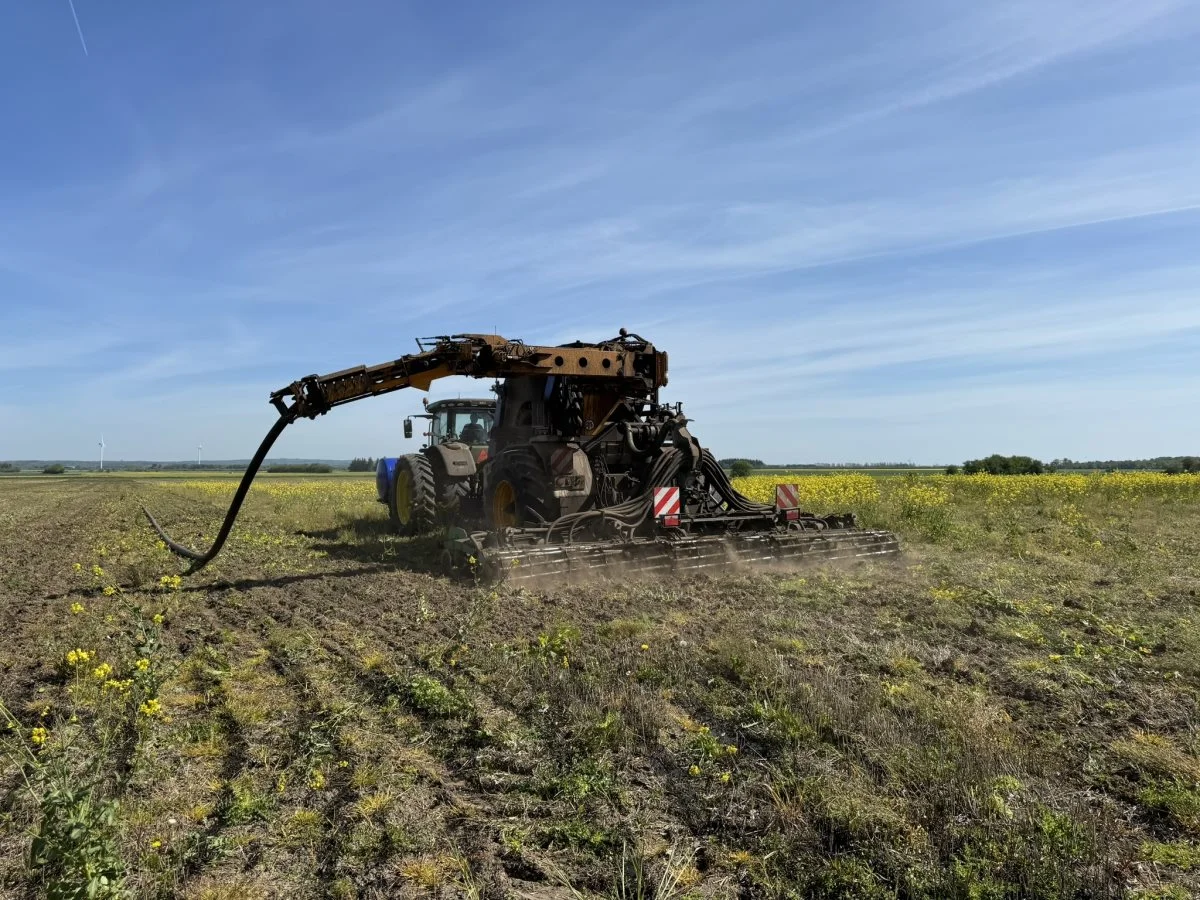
[2,476,1199,899]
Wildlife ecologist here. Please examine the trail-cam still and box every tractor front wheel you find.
[390,454,437,536]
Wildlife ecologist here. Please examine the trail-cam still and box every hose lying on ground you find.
[142,414,293,573]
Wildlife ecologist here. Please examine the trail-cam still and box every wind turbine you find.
[98,434,105,471]
[197,443,203,466]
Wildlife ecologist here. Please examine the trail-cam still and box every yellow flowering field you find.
[733,472,883,509]
[734,471,1200,548]
[167,478,376,502]
[156,471,1200,523]
[733,471,1200,512]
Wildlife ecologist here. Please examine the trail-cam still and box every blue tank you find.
[375,457,398,503]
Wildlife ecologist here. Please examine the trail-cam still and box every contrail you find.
[67,0,89,56]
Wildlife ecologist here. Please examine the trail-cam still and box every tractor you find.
[374,397,496,535]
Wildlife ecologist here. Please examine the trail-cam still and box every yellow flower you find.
[640,643,649,651]
[70,602,85,615]
[337,760,349,769]
[309,770,326,790]
[150,839,162,850]
[725,745,738,756]
[135,658,151,672]
[159,575,182,591]
[153,613,165,625]
[91,565,105,579]
[73,563,82,573]
[31,727,47,746]
[720,772,732,784]
[103,679,133,693]
[139,698,162,717]
[65,648,92,666]
[92,662,114,681]
[688,764,701,777]
[155,540,167,551]
[102,586,117,597]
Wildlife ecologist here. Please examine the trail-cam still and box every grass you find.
[0,473,1198,898]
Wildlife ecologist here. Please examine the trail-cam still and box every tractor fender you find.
[375,457,399,503]
[426,442,477,479]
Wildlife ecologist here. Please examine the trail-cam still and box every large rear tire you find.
[486,450,556,528]
[390,454,437,536]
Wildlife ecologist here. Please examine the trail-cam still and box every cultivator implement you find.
[446,448,901,584]
[462,524,901,584]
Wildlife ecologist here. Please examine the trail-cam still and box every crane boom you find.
[269,333,668,421]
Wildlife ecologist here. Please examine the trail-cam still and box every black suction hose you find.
[142,413,294,573]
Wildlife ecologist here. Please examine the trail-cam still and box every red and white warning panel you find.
[775,483,800,509]
[653,486,681,527]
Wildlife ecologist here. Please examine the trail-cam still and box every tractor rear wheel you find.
[390,454,437,536]
[486,450,556,528]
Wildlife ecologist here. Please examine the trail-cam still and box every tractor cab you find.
[380,399,497,510]
[405,398,496,449]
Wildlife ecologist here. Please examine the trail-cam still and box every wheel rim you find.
[492,480,518,527]
[395,470,413,525]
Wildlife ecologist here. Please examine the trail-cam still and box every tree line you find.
[945,455,1199,475]
[1050,456,1199,473]
[948,455,1046,475]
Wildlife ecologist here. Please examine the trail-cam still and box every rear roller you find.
[446,522,901,585]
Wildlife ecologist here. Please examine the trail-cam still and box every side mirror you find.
[403,418,413,439]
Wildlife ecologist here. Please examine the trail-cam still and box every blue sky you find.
[2,0,1199,464]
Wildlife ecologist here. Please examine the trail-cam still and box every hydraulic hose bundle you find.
[541,447,776,545]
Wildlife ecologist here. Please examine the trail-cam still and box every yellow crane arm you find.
[269,333,667,420]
